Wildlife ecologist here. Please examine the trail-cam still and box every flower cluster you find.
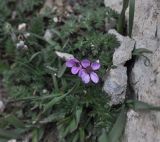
[66,58,100,84]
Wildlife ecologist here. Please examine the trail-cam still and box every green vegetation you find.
[0,0,121,141]
[1,0,157,142]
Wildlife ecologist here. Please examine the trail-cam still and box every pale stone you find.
[105,0,160,141]
[103,66,127,105]
[44,29,53,41]
[18,23,27,31]
[104,0,123,13]
[55,51,74,61]
[0,100,5,112]
[109,29,135,66]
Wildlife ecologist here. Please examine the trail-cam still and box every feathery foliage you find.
[0,0,125,142]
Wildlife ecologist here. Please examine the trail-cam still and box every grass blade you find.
[108,106,127,142]
[117,0,129,34]
[44,94,67,112]
[128,0,135,37]
[127,100,160,111]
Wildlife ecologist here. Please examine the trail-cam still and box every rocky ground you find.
[105,0,160,141]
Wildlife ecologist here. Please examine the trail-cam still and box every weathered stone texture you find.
[105,0,160,141]
[103,66,127,105]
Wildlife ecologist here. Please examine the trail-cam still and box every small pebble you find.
[0,100,5,112]
[18,23,27,31]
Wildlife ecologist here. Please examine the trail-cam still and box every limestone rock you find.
[0,100,5,113]
[124,0,160,141]
[55,51,74,61]
[105,0,160,141]
[123,110,160,142]
[44,29,53,41]
[109,30,135,66]
[103,66,127,105]
[104,0,123,13]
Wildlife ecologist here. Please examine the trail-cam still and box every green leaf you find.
[29,51,42,62]
[127,100,160,111]
[61,118,78,137]
[108,106,127,142]
[44,94,67,112]
[69,119,77,133]
[117,0,129,34]
[32,129,38,142]
[75,107,82,125]
[46,66,58,72]
[0,61,9,73]
[133,48,153,56]
[4,114,25,128]
[79,128,85,142]
[30,16,44,35]
[72,132,79,142]
[57,63,67,78]
[128,0,135,37]
[39,112,65,124]
[98,129,109,142]
[32,128,44,142]
[0,129,22,139]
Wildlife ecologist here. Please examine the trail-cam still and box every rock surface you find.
[103,30,134,105]
[104,0,123,13]
[109,30,135,66]
[105,0,160,141]
[103,66,127,105]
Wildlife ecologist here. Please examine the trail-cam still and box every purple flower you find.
[66,58,82,74]
[79,59,100,84]
[66,58,100,84]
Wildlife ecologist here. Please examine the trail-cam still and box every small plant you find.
[117,0,135,37]
[66,58,100,84]
[1,0,159,142]
[0,0,121,141]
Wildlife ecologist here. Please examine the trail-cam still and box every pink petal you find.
[91,62,100,70]
[78,69,85,77]
[90,72,99,83]
[66,58,79,68]
[81,72,90,84]
[71,67,80,74]
[81,59,90,68]
[66,59,75,68]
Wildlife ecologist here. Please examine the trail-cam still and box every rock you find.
[105,0,160,141]
[123,110,160,142]
[0,100,5,112]
[55,51,74,61]
[104,0,123,13]
[16,40,28,50]
[53,17,58,23]
[109,29,135,66]
[44,29,53,41]
[121,0,160,141]
[103,66,127,105]
[18,23,27,32]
